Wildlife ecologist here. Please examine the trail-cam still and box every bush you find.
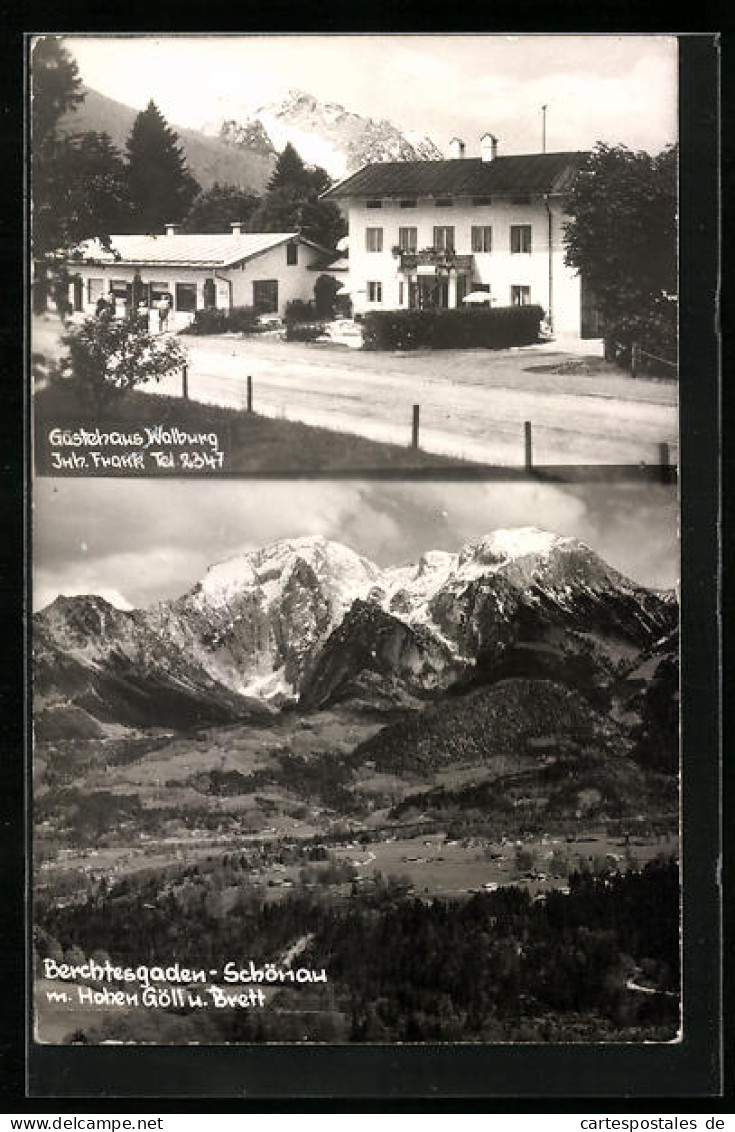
[285,323,326,342]
[186,308,230,335]
[285,299,316,324]
[229,306,261,334]
[184,305,260,336]
[362,305,544,351]
[605,296,677,378]
[61,312,187,413]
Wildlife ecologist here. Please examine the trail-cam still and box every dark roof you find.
[322,152,588,200]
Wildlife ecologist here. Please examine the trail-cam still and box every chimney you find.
[480,133,498,163]
[449,137,466,160]
[165,222,180,236]
[230,221,243,236]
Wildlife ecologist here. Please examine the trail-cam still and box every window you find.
[175,283,197,312]
[366,227,384,252]
[471,226,493,253]
[366,199,383,209]
[150,282,170,303]
[433,226,455,252]
[435,198,454,207]
[367,282,382,303]
[398,282,405,305]
[87,278,103,303]
[398,227,418,252]
[253,279,279,313]
[286,243,298,265]
[472,196,492,206]
[511,224,532,254]
[399,199,417,208]
[511,285,531,306]
[512,195,531,205]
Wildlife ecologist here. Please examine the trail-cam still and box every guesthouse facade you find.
[63,225,335,327]
[321,138,602,339]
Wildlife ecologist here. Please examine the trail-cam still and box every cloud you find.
[32,478,677,612]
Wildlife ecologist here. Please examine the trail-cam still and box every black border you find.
[3,26,722,1107]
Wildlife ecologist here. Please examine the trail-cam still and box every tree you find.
[125,100,200,233]
[267,142,313,193]
[250,143,346,249]
[31,36,84,151]
[61,309,187,413]
[31,39,132,309]
[183,182,261,233]
[563,142,677,365]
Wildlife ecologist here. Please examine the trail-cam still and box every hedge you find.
[362,305,544,351]
[605,297,678,378]
[184,306,260,336]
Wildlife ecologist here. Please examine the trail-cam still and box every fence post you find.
[524,420,533,471]
[246,375,253,413]
[182,364,188,400]
[412,404,420,450]
[631,342,638,380]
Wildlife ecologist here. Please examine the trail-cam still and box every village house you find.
[321,136,602,339]
[63,225,336,327]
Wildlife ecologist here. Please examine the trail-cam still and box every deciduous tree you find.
[183,182,261,233]
[563,142,677,367]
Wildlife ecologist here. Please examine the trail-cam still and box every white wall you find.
[227,242,324,315]
[342,196,582,335]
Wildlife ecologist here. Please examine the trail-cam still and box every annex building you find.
[64,225,335,326]
[321,136,602,339]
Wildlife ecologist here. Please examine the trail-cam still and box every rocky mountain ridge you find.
[208,88,443,179]
[34,529,677,736]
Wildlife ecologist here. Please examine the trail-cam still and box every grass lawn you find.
[33,381,479,474]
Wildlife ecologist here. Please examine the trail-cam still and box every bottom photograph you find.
[32,476,680,1046]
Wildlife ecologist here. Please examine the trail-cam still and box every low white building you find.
[63,224,336,326]
[321,137,603,339]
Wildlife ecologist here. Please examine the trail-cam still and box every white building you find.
[63,225,336,327]
[321,137,602,339]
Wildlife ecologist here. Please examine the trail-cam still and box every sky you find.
[59,34,678,157]
[33,477,679,612]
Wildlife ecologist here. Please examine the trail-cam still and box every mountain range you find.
[34,529,677,741]
[59,85,444,193]
[207,89,443,179]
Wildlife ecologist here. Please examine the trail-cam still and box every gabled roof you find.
[321,152,588,201]
[71,232,332,268]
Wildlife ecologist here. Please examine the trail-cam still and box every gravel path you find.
[143,334,678,466]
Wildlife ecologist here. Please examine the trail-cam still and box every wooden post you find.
[412,404,420,449]
[631,342,638,379]
[246,375,253,413]
[182,364,188,400]
[524,420,533,471]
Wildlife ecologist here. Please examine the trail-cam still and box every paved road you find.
[141,333,678,466]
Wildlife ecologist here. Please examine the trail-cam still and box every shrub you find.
[285,299,316,324]
[187,308,230,335]
[605,296,677,378]
[285,323,326,343]
[184,305,260,336]
[61,311,187,413]
[362,305,544,351]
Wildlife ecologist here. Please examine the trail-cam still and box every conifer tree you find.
[125,100,200,233]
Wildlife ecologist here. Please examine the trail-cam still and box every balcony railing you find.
[397,248,474,274]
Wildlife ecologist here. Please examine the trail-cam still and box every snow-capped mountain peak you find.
[34,529,676,731]
[209,89,444,179]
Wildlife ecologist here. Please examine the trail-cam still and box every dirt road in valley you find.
[141,334,678,466]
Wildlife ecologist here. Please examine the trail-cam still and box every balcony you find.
[396,248,474,275]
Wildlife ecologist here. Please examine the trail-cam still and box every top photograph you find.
[30,34,679,476]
